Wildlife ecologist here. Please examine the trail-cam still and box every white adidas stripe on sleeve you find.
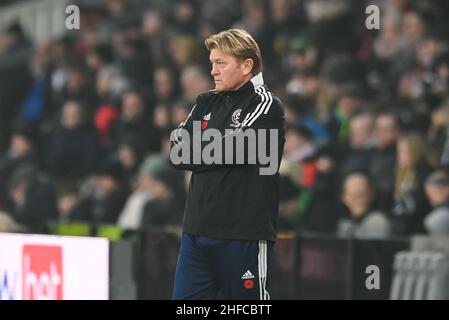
[241,87,273,128]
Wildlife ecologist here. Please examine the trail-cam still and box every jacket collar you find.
[250,72,264,90]
[239,72,264,93]
[217,73,265,95]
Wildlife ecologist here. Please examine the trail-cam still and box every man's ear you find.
[241,58,254,76]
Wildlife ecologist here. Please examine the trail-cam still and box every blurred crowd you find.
[0,0,449,239]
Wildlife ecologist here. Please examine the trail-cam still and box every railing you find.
[46,224,410,300]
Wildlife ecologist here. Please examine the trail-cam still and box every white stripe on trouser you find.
[258,241,270,300]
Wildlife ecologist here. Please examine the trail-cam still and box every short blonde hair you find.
[205,29,262,75]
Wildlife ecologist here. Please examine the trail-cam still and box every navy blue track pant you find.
[172,233,273,300]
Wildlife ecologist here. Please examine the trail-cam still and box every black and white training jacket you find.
[170,73,285,241]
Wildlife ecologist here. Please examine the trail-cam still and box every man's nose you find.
[211,65,219,76]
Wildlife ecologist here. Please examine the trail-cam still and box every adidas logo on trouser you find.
[173,234,273,300]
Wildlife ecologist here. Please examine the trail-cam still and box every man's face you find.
[374,115,399,149]
[350,116,373,149]
[61,102,81,130]
[342,175,373,217]
[425,184,449,207]
[122,92,143,120]
[209,49,249,92]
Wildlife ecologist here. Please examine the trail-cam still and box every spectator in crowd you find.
[391,133,432,235]
[0,127,39,189]
[278,175,300,231]
[283,124,317,165]
[281,124,317,187]
[170,100,191,129]
[284,70,328,143]
[280,32,318,75]
[51,62,96,121]
[0,21,32,151]
[299,147,340,233]
[109,89,161,154]
[151,66,179,106]
[55,182,89,223]
[427,101,449,168]
[87,44,114,72]
[0,176,26,234]
[0,21,31,55]
[338,172,391,239]
[284,95,328,144]
[141,9,172,66]
[117,152,184,230]
[424,170,449,235]
[153,103,171,130]
[117,154,166,230]
[372,12,406,62]
[402,10,426,50]
[0,127,39,223]
[169,35,202,69]
[5,165,58,233]
[141,165,185,229]
[21,43,52,125]
[338,112,375,181]
[78,161,130,224]
[115,136,144,186]
[325,83,364,146]
[179,66,212,104]
[45,100,102,182]
[369,112,401,212]
[93,66,125,146]
[172,0,199,35]
[114,37,153,90]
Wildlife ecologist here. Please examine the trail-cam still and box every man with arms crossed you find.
[170,29,285,300]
